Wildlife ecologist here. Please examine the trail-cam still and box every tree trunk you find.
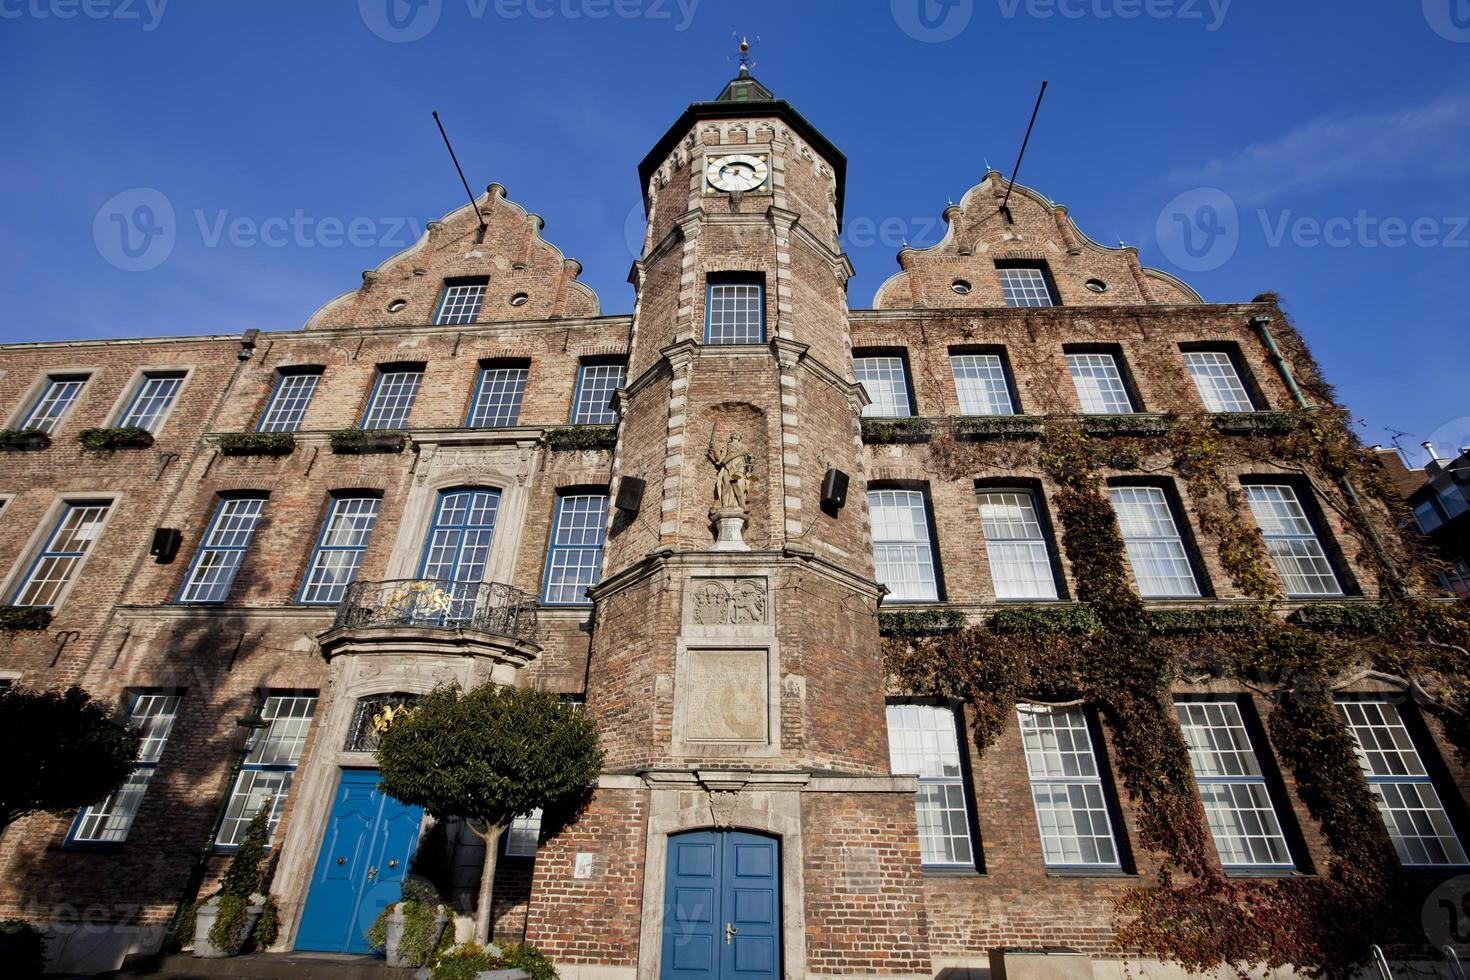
[471,822,505,945]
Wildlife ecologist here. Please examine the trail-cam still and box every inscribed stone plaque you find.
[684,649,768,743]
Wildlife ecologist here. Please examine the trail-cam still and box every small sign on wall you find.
[573,852,595,879]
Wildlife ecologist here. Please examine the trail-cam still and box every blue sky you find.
[2,0,1467,464]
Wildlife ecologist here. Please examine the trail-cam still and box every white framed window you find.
[1108,486,1201,598]
[467,364,529,428]
[571,362,625,426]
[361,367,424,430]
[71,693,182,844]
[854,355,913,418]
[298,496,381,605]
[1444,558,1470,600]
[1018,705,1120,868]
[1243,484,1343,597]
[217,694,317,847]
[997,265,1056,308]
[18,374,88,434]
[178,496,267,604]
[506,809,543,858]
[977,489,1058,600]
[1066,352,1134,415]
[257,370,321,433]
[950,353,1015,416]
[1336,699,1467,867]
[10,501,112,608]
[118,371,185,432]
[1176,700,1294,870]
[868,489,939,602]
[434,281,487,325]
[541,493,608,605]
[1183,350,1255,413]
[705,279,764,345]
[886,703,975,868]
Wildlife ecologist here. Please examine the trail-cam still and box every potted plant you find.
[329,428,406,454]
[77,426,155,450]
[194,800,273,958]
[368,875,452,969]
[216,431,297,457]
[430,941,556,980]
[0,429,51,452]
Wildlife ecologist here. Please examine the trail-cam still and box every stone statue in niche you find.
[707,425,754,551]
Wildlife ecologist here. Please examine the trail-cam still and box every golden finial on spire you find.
[730,32,760,75]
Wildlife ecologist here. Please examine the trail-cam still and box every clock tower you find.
[524,66,934,980]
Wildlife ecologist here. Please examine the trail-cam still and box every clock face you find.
[706,154,770,194]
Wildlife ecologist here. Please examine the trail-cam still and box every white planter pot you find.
[192,897,263,959]
[384,905,450,968]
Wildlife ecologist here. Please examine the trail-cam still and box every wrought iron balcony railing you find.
[332,579,538,642]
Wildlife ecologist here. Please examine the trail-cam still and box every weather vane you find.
[729,32,761,73]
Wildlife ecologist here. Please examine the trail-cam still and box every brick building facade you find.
[0,70,1465,978]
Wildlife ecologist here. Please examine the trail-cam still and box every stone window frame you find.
[7,369,92,435]
[102,364,196,435]
[1,492,123,612]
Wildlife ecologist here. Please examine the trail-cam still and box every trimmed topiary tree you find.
[375,683,602,943]
[0,687,140,833]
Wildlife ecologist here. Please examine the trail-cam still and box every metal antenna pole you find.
[433,111,487,239]
[1000,81,1049,221]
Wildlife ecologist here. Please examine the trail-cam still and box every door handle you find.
[388,859,398,868]
[366,866,378,882]
[725,922,738,945]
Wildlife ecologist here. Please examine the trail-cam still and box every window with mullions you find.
[950,354,1015,416]
[217,694,317,847]
[1066,352,1135,415]
[1243,483,1343,597]
[257,370,322,433]
[541,493,608,605]
[434,280,488,325]
[1176,700,1294,871]
[1109,486,1201,598]
[886,702,975,868]
[704,277,765,345]
[298,496,381,605]
[361,367,424,430]
[997,264,1057,308]
[71,693,181,844]
[118,372,185,432]
[420,488,500,621]
[1336,699,1467,867]
[1018,704,1121,869]
[505,809,543,858]
[571,362,625,426]
[19,374,88,434]
[11,501,112,608]
[868,488,939,602]
[1444,558,1470,600]
[1183,350,1256,413]
[854,355,913,418]
[178,496,267,604]
[977,489,1058,600]
[467,363,529,428]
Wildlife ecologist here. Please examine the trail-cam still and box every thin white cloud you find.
[1169,90,1470,204]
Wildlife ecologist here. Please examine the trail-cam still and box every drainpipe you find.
[1251,314,1405,596]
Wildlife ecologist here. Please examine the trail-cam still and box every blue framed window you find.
[11,500,113,608]
[70,693,182,844]
[541,493,608,605]
[118,371,185,432]
[361,366,424,430]
[420,488,501,622]
[216,694,317,847]
[19,374,89,434]
[570,362,625,425]
[434,279,488,326]
[467,362,529,428]
[257,369,322,433]
[298,496,381,605]
[178,495,267,604]
[1176,700,1294,872]
[704,275,765,344]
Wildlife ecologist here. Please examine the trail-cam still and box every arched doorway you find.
[660,830,780,980]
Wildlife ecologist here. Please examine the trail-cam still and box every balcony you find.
[317,579,540,670]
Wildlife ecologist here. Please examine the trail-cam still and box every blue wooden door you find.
[661,831,780,980]
[296,769,424,953]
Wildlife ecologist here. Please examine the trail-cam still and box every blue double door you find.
[296,769,424,953]
[661,831,781,980]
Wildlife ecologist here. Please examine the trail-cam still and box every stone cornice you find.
[113,604,335,625]
[848,302,1272,323]
[588,545,883,605]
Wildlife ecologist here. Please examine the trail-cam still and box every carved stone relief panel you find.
[686,577,768,629]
